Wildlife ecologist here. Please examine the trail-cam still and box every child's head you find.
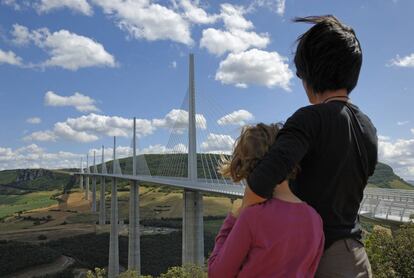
[294,15,362,95]
[219,123,297,183]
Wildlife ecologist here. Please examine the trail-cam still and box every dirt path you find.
[0,223,96,242]
[5,255,75,278]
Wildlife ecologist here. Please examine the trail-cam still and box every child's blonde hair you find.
[219,123,298,182]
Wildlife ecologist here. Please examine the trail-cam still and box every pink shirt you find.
[208,198,324,278]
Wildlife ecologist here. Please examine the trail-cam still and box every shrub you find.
[160,265,207,278]
[365,226,395,277]
[38,234,47,240]
[86,268,106,278]
[366,222,414,277]
[0,240,60,275]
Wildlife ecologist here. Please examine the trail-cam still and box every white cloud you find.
[58,113,154,139]
[397,121,409,126]
[276,0,285,15]
[217,109,254,126]
[11,24,116,70]
[10,24,31,45]
[1,0,23,10]
[378,136,414,180]
[23,130,57,142]
[92,0,193,45]
[88,146,132,161]
[390,53,414,67]
[44,91,99,112]
[378,135,390,141]
[247,0,285,16]
[178,0,218,24]
[153,109,207,133]
[0,144,81,170]
[200,3,269,56]
[200,28,269,56]
[171,61,177,68]
[35,0,93,15]
[0,48,23,66]
[26,117,42,124]
[216,48,293,90]
[200,133,234,154]
[140,143,187,154]
[220,3,253,30]
[25,113,155,143]
[53,122,99,143]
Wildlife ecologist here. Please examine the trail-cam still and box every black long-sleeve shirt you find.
[247,101,378,249]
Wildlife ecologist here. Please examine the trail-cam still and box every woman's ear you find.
[303,80,317,104]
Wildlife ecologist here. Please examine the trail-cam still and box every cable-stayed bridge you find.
[72,54,414,277]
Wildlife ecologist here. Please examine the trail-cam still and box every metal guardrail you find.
[72,171,414,223]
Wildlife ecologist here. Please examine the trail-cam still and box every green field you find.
[0,191,59,219]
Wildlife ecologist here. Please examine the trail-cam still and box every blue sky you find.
[0,0,413,180]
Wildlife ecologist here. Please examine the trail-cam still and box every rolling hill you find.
[367,162,413,190]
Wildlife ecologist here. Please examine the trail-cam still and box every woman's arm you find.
[208,212,252,277]
[247,106,321,198]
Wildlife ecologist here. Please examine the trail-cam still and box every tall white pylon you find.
[128,117,141,273]
[108,136,119,278]
[182,53,204,266]
[99,146,106,225]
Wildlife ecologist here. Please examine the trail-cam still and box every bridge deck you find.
[72,172,414,223]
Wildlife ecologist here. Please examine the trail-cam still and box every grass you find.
[0,169,18,184]
[0,191,59,219]
[204,219,225,235]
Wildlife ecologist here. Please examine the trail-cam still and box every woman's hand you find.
[230,186,267,218]
[241,185,267,210]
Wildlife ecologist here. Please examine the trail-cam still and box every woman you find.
[208,123,324,278]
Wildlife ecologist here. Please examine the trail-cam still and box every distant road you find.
[5,255,75,278]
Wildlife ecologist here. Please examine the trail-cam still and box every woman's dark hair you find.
[293,15,362,94]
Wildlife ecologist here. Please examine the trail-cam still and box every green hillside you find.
[0,169,73,194]
[367,162,413,190]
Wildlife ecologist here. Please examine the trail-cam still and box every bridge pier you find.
[79,157,84,191]
[128,180,140,272]
[85,176,89,200]
[182,189,204,266]
[108,137,119,278]
[128,118,141,273]
[99,146,106,225]
[92,176,97,212]
[79,175,84,191]
[92,152,97,212]
[99,176,106,225]
[85,154,89,200]
[182,54,204,266]
[108,177,119,278]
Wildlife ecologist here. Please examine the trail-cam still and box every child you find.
[208,123,324,278]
